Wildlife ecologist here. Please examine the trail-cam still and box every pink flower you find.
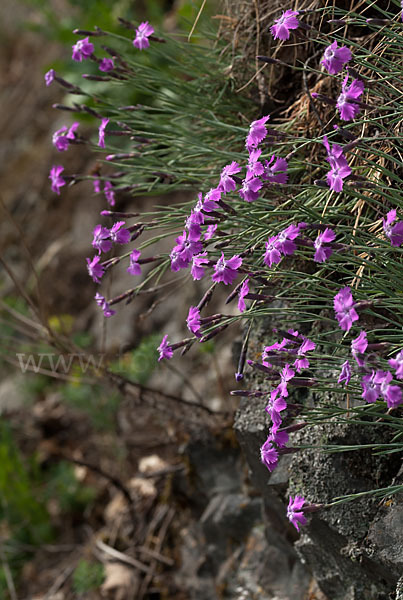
[204,224,217,241]
[246,115,270,150]
[268,424,289,448]
[294,337,316,373]
[203,188,221,211]
[187,306,201,336]
[277,223,302,256]
[172,231,203,266]
[375,371,402,409]
[52,122,79,152]
[260,439,278,472]
[264,236,282,267]
[72,37,94,62]
[238,279,249,313]
[133,21,154,50]
[287,495,307,532]
[351,330,368,365]
[45,69,55,86]
[389,349,403,379]
[157,335,173,361]
[191,252,209,280]
[212,253,242,285]
[103,181,115,206]
[323,136,351,192]
[99,58,114,72]
[265,389,287,426]
[219,161,241,193]
[361,371,381,404]
[238,176,262,202]
[314,228,335,263]
[110,221,130,244]
[49,165,66,194]
[95,293,115,318]
[127,249,142,276]
[247,148,264,178]
[98,118,109,148]
[383,209,403,247]
[321,41,352,75]
[92,224,112,254]
[277,363,295,398]
[86,255,104,283]
[337,76,364,121]
[263,156,288,184]
[338,360,352,386]
[270,10,299,41]
[333,286,359,332]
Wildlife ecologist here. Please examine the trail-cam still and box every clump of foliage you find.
[23,0,403,530]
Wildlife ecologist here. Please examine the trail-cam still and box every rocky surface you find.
[233,345,403,600]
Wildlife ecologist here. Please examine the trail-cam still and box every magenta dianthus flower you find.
[204,224,217,241]
[277,223,303,256]
[337,76,364,121]
[338,360,352,386]
[323,136,351,192]
[72,37,94,62]
[185,212,202,242]
[203,188,221,212]
[268,424,289,448]
[99,58,114,72]
[277,363,295,398]
[92,224,112,254]
[49,165,66,194]
[219,161,241,193]
[127,249,142,276]
[270,10,299,41]
[265,389,287,427]
[287,495,307,532]
[52,122,79,152]
[375,371,402,409]
[383,209,403,247]
[95,293,115,318]
[98,118,109,149]
[333,286,359,332]
[103,181,116,206]
[191,252,209,280]
[157,335,173,361]
[109,221,130,244]
[239,176,263,203]
[170,248,188,272]
[264,236,282,268]
[238,279,249,313]
[389,349,403,380]
[351,330,368,366]
[263,156,288,184]
[186,306,201,336]
[246,115,270,150]
[260,439,278,472]
[212,253,242,285]
[314,227,335,263]
[361,371,381,404]
[321,41,352,75]
[86,255,104,283]
[247,148,264,178]
[294,337,316,373]
[173,231,203,264]
[133,21,154,50]
[45,69,55,86]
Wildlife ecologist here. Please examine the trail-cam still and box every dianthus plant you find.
[45,3,403,535]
